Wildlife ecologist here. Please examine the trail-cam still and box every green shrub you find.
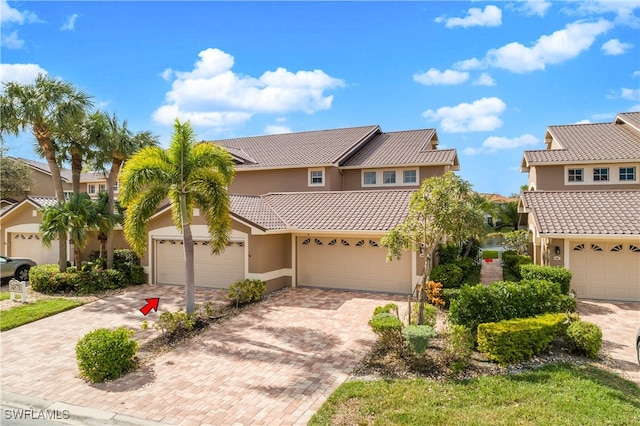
[113,249,141,266]
[408,302,437,327]
[76,328,138,383]
[30,264,63,292]
[449,280,570,332]
[369,313,404,348]
[502,250,533,280]
[438,243,460,264]
[477,313,567,365]
[520,264,572,294]
[373,303,399,316]
[444,324,474,372]
[564,321,602,359]
[30,265,127,294]
[154,310,197,336]
[227,279,266,305]
[453,257,475,275]
[430,263,463,288]
[440,288,461,309]
[402,325,437,355]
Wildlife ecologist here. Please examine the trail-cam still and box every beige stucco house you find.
[1,125,459,295]
[519,112,640,302]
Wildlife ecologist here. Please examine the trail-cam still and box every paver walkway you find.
[480,258,503,285]
[0,285,405,425]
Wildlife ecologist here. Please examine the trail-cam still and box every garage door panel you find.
[10,233,59,266]
[570,241,639,302]
[298,236,412,294]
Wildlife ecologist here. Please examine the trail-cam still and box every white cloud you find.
[264,125,291,135]
[472,73,496,86]
[1,30,23,49]
[422,97,506,133]
[601,38,633,55]
[60,14,79,31]
[413,68,469,86]
[486,19,613,72]
[443,5,502,28]
[453,58,484,71]
[160,68,173,81]
[153,48,345,128]
[0,63,48,84]
[463,134,539,155]
[574,119,592,124]
[0,0,41,24]
[633,70,640,77]
[620,88,640,101]
[513,0,552,17]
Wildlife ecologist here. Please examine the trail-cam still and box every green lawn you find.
[309,364,640,426]
[482,250,500,259]
[0,292,9,301]
[0,298,84,331]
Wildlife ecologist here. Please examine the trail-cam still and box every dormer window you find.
[568,168,583,182]
[619,167,636,181]
[308,168,324,187]
[98,184,107,193]
[383,171,396,184]
[403,170,417,184]
[593,168,609,182]
[364,171,376,185]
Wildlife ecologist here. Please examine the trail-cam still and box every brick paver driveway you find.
[0,285,404,425]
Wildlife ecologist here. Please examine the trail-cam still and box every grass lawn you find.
[0,298,84,331]
[482,250,500,259]
[310,364,640,426]
[0,292,9,301]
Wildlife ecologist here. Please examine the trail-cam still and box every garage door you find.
[9,233,59,266]
[297,236,412,293]
[570,241,640,302]
[155,239,245,288]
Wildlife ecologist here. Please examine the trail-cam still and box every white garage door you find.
[9,233,59,266]
[570,241,640,302]
[155,239,245,288]
[297,236,412,293]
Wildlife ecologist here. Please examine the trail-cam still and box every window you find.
[63,191,73,200]
[363,171,376,185]
[593,168,609,182]
[383,171,396,184]
[403,170,417,184]
[98,184,107,193]
[568,168,583,182]
[619,167,636,181]
[113,181,119,193]
[88,184,96,194]
[308,169,324,186]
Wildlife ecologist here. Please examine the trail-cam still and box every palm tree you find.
[119,119,235,313]
[40,193,99,267]
[93,191,123,258]
[92,112,157,269]
[1,75,93,271]
[496,200,520,229]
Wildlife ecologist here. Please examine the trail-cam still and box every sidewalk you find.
[480,258,503,285]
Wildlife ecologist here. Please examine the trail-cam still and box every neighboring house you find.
[479,193,519,227]
[145,125,459,294]
[519,112,640,302]
[1,125,459,295]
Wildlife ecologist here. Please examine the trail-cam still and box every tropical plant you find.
[91,112,157,268]
[1,75,93,271]
[119,119,235,313]
[496,200,520,229]
[503,230,528,254]
[0,145,32,198]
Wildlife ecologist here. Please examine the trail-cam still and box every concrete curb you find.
[1,391,168,425]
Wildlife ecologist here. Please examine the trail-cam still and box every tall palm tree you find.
[92,112,157,268]
[119,119,235,313]
[40,193,99,267]
[93,191,123,258]
[1,75,93,271]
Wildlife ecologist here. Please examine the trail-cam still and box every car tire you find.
[15,266,30,282]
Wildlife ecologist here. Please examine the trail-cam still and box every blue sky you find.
[1,1,639,195]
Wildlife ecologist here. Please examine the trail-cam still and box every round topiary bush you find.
[76,328,138,383]
[564,321,602,359]
[430,263,463,288]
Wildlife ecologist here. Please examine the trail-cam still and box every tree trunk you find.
[180,194,195,314]
[71,153,82,195]
[39,137,68,272]
[105,160,122,269]
[74,245,82,268]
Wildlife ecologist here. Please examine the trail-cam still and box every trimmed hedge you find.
[430,263,463,288]
[448,280,574,332]
[76,328,138,383]
[440,288,461,309]
[369,312,404,348]
[520,264,572,294]
[402,325,437,355]
[30,265,127,294]
[227,279,266,305]
[564,321,602,359]
[502,250,533,280]
[477,313,567,365]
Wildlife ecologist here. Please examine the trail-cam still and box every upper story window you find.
[88,184,96,194]
[98,184,107,192]
[403,170,417,184]
[113,181,119,193]
[593,168,609,182]
[363,171,376,185]
[383,171,396,184]
[567,168,583,182]
[619,167,636,181]
[63,191,73,200]
[308,168,324,186]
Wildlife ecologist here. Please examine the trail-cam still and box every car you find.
[637,327,640,366]
[0,255,36,283]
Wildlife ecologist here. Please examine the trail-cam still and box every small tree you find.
[503,230,528,254]
[381,172,483,324]
[0,146,32,198]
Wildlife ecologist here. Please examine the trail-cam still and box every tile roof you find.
[15,158,107,182]
[617,112,640,131]
[0,196,59,218]
[522,117,640,165]
[230,190,413,232]
[521,190,640,236]
[217,125,381,168]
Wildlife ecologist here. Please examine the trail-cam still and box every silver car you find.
[0,256,36,282]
